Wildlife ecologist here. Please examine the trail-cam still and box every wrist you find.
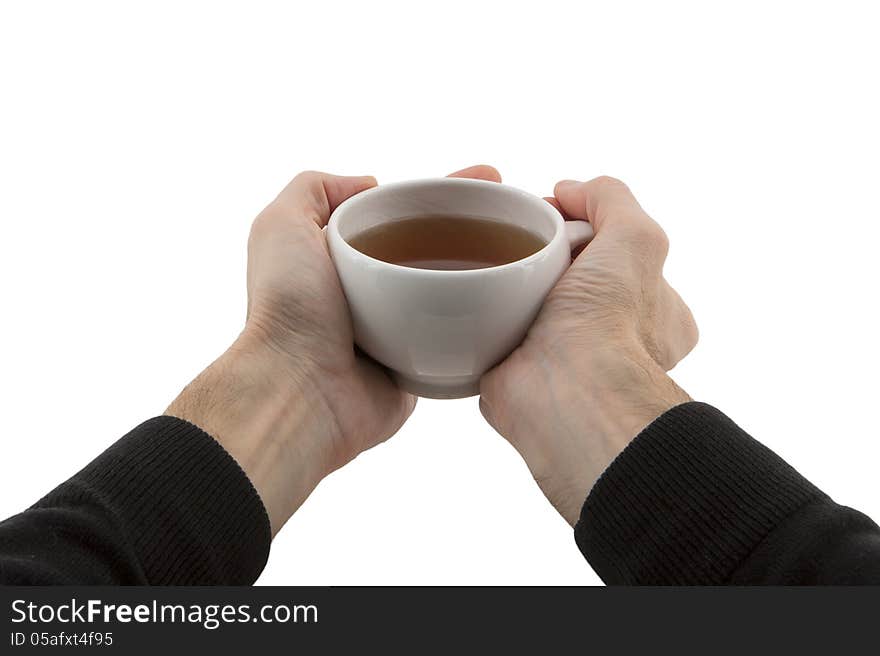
[579,345,691,453]
[166,330,341,534]
[563,347,690,523]
[490,342,690,526]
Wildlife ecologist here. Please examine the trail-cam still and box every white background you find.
[1,1,878,585]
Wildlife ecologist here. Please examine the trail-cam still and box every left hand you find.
[168,165,502,534]
[479,176,697,525]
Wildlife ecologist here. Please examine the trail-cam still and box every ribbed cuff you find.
[40,416,271,585]
[574,402,825,585]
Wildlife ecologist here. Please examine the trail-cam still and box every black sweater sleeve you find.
[4,405,876,586]
[0,417,270,585]
[575,402,880,584]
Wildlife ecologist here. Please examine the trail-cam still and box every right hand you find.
[479,176,699,525]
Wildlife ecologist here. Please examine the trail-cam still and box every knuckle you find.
[290,170,330,216]
[628,220,669,262]
[294,170,322,184]
[682,306,699,351]
[661,302,699,369]
[592,175,628,190]
[652,224,670,255]
[251,201,289,233]
[585,176,636,229]
[249,210,275,238]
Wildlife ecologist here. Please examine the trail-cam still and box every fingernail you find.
[556,179,581,189]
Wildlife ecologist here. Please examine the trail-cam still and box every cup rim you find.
[327,177,566,276]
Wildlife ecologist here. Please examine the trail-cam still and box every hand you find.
[167,165,502,534]
[479,176,698,526]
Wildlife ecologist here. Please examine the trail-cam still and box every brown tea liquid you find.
[347,216,547,271]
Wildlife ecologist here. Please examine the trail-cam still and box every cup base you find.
[392,373,480,400]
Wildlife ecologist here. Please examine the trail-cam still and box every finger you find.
[544,196,589,257]
[271,171,378,227]
[543,196,565,215]
[555,176,669,266]
[553,176,651,234]
[447,164,502,183]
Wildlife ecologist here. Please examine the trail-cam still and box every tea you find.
[347,216,546,271]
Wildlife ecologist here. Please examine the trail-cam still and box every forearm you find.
[576,402,880,584]
[0,417,269,585]
[490,340,880,584]
[0,331,337,584]
[488,346,691,526]
[166,331,339,535]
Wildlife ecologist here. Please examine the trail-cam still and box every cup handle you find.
[564,220,594,250]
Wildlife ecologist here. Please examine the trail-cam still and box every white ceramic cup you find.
[327,178,593,399]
